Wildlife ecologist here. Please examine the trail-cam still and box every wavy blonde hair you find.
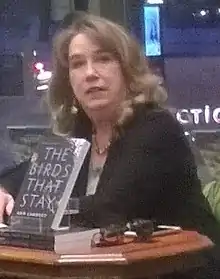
[48,13,167,135]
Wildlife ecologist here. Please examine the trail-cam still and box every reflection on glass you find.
[194,130,220,182]
[192,130,220,223]
[144,6,161,57]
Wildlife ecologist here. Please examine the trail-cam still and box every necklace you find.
[92,134,111,155]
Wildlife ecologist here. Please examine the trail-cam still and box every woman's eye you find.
[70,60,84,69]
[96,54,112,63]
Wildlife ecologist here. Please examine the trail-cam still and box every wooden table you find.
[0,230,214,279]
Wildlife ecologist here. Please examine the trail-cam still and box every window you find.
[0,53,24,96]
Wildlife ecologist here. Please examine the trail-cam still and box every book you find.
[0,226,99,252]
[0,135,93,251]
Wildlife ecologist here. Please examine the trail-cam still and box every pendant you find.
[95,143,110,155]
[92,134,111,155]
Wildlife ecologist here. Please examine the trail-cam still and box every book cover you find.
[9,135,90,232]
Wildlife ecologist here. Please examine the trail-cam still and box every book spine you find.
[51,139,90,230]
[0,230,54,242]
[0,237,54,251]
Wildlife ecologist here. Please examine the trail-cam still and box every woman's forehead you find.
[69,31,117,53]
[69,33,98,48]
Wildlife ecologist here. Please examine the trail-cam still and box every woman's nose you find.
[85,61,98,78]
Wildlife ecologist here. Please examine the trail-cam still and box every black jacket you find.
[1,104,220,244]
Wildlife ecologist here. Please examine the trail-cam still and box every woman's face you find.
[68,33,126,115]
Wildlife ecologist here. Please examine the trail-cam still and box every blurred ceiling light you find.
[37,70,52,81]
[146,0,163,4]
[199,10,207,16]
[193,9,209,18]
[199,10,208,16]
[36,84,49,91]
[34,62,44,71]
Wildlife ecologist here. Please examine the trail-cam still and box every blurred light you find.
[146,0,163,4]
[217,8,220,15]
[184,131,190,136]
[36,84,48,91]
[192,137,196,142]
[37,70,52,81]
[193,9,210,19]
[200,10,207,16]
[34,62,44,71]
[33,50,37,57]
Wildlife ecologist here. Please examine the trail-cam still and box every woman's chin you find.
[86,99,110,111]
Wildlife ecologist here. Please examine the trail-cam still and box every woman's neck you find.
[84,105,121,136]
[92,120,113,138]
[91,120,114,157]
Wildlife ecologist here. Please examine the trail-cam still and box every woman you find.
[0,14,219,277]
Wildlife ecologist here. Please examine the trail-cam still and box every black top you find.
[1,104,220,244]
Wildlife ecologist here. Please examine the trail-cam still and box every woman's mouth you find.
[86,86,106,94]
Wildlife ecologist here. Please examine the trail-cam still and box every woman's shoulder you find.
[131,104,192,155]
[129,103,190,149]
[135,103,182,132]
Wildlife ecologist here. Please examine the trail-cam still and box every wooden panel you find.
[0,231,214,279]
